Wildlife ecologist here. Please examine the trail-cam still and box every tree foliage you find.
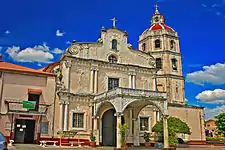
[215,112,225,137]
[152,117,191,146]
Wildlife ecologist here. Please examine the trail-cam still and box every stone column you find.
[64,102,69,131]
[59,102,64,131]
[90,70,94,93]
[157,111,160,122]
[153,72,158,92]
[116,115,121,149]
[94,70,98,93]
[129,109,133,135]
[133,118,140,146]
[152,109,157,126]
[129,75,132,88]
[132,75,136,89]
[93,117,99,145]
[163,115,169,148]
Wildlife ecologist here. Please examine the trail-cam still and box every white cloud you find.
[186,63,225,85]
[5,30,10,34]
[52,48,63,54]
[196,89,225,104]
[5,43,63,63]
[216,12,222,16]
[65,41,71,45]
[202,4,207,7]
[37,63,42,67]
[212,4,218,7]
[205,105,225,120]
[6,46,53,63]
[56,30,65,37]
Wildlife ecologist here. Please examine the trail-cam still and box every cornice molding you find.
[156,74,184,80]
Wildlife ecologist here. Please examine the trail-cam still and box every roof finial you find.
[111,17,118,28]
[154,4,160,14]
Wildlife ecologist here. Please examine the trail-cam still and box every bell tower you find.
[139,5,185,104]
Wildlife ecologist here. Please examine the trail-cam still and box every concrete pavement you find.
[8,144,225,150]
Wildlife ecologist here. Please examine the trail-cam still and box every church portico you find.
[93,87,169,148]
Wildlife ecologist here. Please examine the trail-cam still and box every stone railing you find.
[94,87,166,101]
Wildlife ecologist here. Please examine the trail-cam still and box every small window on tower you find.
[176,86,178,93]
[112,39,117,50]
[142,43,146,51]
[171,58,177,71]
[108,55,118,63]
[155,39,161,48]
[170,40,176,50]
[156,58,162,69]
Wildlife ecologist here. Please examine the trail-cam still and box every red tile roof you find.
[40,62,60,72]
[0,61,56,76]
[149,23,174,31]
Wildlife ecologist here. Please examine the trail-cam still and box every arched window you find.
[108,55,118,63]
[156,58,162,69]
[142,43,146,51]
[170,40,176,50]
[171,58,177,71]
[155,39,161,48]
[112,39,117,50]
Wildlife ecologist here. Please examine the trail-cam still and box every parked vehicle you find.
[0,132,8,150]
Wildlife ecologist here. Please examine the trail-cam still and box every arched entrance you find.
[102,109,116,146]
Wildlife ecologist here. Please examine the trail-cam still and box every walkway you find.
[8,144,225,150]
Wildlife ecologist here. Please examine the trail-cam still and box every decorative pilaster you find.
[90,69,94,93]
[94,70,98,93]
[129,75,132,88]
[153,71,158,92]
[116,114,122,149]
[59,102,64,131]
[163,115,169,148]
[65,60,72,92]
[132,75,136,89]
[64,102,69,131]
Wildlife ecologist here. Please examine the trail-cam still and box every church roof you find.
[142,5,175,34]
[149,23,174,31]
[0,61,55,76]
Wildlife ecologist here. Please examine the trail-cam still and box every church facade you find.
[42,7,205,148]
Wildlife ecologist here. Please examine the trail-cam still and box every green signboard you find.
[22,101,36,109]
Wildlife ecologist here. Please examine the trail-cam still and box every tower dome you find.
[143,5,175,34]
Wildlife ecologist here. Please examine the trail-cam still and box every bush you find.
[90,133,96,142]
[152,117,191,146]
[144,132,150,142]
[206,137,225,141]
[119,123,129,146]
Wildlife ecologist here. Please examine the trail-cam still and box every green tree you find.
[215,112,225,137]
[152,117,191,146]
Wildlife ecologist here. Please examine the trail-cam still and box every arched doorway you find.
[102,109,116,146]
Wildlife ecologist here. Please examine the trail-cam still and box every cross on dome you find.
[111,17,118,28]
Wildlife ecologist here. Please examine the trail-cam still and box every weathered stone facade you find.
[51,6,205,148]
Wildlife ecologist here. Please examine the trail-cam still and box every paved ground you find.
[8,144,225,150]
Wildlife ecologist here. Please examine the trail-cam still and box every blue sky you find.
[0,0,224,119]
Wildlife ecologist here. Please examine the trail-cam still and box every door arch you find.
[102,109,116,146]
